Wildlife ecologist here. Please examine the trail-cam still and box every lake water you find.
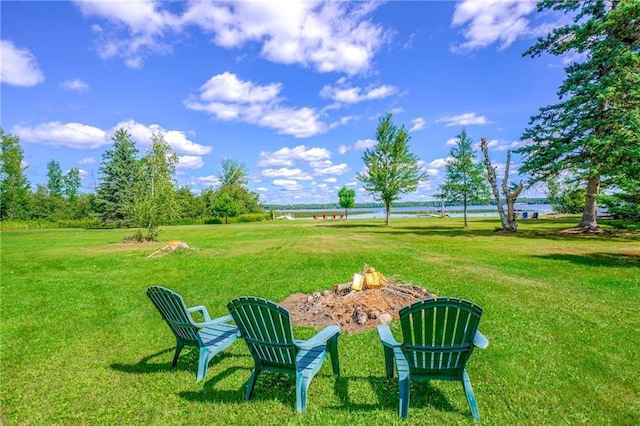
[278,204,554,220]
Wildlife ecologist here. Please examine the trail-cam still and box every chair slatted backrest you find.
[399,297,482,374]
[228,297,297,368]
[147,286,200,343]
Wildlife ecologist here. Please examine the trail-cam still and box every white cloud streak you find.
[436,112,491,127]
[0,40,45,87]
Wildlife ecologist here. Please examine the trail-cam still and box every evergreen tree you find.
[95,129,139,227]
[438,129,490,228]
[0,128,31,220]
[357,113,427,225]
[134,132,178,240]
[518,0,640,229]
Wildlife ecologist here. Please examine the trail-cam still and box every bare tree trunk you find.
[578,173,600,229]
[385,202,391,225]
[463,194,468,228]
[480,138,522,232]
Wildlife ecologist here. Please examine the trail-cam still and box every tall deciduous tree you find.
[438,129,490,228]
[357,113,427,225]
[95,129,139,228]
[134,132,178,240]
[337,186,356,219]
[46,160,64,197]
[0,128,31,220]
[518,0,640,230]
[215,159,262,214]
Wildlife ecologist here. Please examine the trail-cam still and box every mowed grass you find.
[1,216,639,425]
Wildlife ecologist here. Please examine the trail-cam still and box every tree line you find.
[0,128,264,237]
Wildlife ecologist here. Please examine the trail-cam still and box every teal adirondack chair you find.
[146,286,239,381]
[377,297,489,420]
[227,296,341,413]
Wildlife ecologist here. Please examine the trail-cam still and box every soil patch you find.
[280,278,436,333]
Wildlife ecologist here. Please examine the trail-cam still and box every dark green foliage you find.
[519,0,640,229]
[601,176,640,220]
[438,129,491,228]
[546,176,586,214]
[95,129,139,228]
[357,113,427,225]
[212,159,262,215]
[46,160,64,197]
[211,192,239,224]
[0,128,31,220]
[337,186,356,219]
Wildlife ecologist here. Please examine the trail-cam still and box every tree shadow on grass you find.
[110,347,244,375]
[533,252,640,268]
[329,375,461,416]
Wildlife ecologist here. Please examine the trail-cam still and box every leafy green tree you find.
[600,176,640,220]
[546,176,586,214]
[63,168,81,202]
[337,186,356,219]
[438,129,490,228]
[518,0,640,230]
[134,132,178,240]
[357,113,427,225]
[176,186,206,219]
[0,128,31,220]
[46,160,64,197]
[216,159,262,214]
[211,192,239,224]
[95,129,139,227]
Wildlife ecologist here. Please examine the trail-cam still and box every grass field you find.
[1,216,639,425]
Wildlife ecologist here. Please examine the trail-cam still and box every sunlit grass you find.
[1,216,639,424]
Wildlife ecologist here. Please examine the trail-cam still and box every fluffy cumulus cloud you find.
[258,145,331,167]
[320,77,397,104]
[273,179,303,191]
[59,78,90,92]
[185,72,326,138]
[113,120,212,155]
[354,138,376,150]
[436,112,491,127]
[12,122,108,148]
[0,40,45,87]
[262,168,312,180]
[176,155,204,170]
[409,117,426,132]
[74,0,386,73]
[451,0,538,52]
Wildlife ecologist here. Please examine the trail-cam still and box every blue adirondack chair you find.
[377,297,489,420]
[227,296,341,413]
[146,286,239,381]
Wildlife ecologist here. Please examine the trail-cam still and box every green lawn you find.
[1,217,639,425]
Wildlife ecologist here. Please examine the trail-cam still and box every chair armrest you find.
[473,330,489,349]
[193,314,235,328]
[377,325,401,348]
[295,324,340,350]
[188,305,212,322]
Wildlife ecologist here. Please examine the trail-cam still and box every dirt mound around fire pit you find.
[280,279,436,333]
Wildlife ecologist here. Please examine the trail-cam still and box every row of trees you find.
[0,128,263,237]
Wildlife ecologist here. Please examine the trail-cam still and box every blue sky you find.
[1,0,571,205]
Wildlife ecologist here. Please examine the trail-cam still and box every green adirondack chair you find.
[377,297,489,420]
[227,296,341,414]
[146,286,239,381]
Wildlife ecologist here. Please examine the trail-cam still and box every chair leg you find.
[328,335,340,377]
[398,371,410,419]
[296,372,309,414]
[197,347,211,382]
[462,370,480,421]
[383,346,395,379]
[245,366,262,400]
[172,341,185,369]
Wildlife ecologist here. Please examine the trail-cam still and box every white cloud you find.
[262,168,312,180]
[78,157,96,165]
[185,73,326,138]
[436,112,491,127]
[338,145,350,154]
[409,117,426,132]
[429,158,448,169]
[355,138,376,150]
[258,145,331,167]
[451,0,538,52]
[74,1,387,73]
[60,78,89,92]
[197,175,220,187]
[113,120,212,155]
[0,40,45,87]
[273,179,303,191]
[312,162,349,176]
[12,122,108,148]
[324,177,337,183]
[445,137,458,146]
[320,79,397,104]
[177,155,204,170]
